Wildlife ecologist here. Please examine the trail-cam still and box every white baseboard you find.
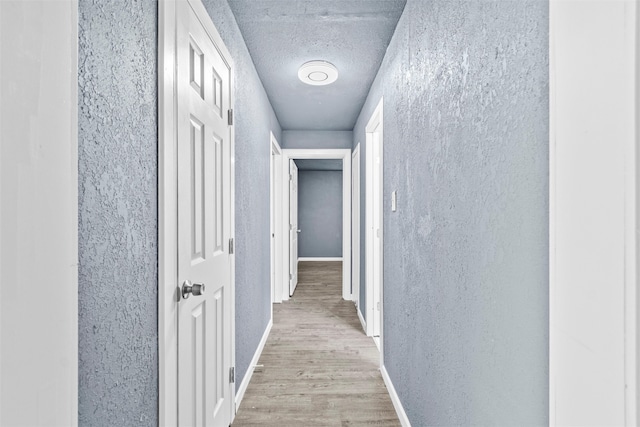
[235,318,272,413]
[298,257,343,262]
[357,305,366,334]
[381,365,411,427]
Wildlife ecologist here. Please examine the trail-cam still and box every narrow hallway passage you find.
[233,262,399,426]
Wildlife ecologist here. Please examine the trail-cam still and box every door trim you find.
[549,2,638,424]
[270,133,283,304]
[281,149,352,301]
[352,143,361,313]
[288,159,300,296]
[158,0,236,424]
[0,2,79,424]
[365,98,384,365]
[158,1,178,423]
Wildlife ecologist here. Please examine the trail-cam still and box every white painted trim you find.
[270,133,283,304]
[635,6,640,423]
[288,160,300,296]
[1,3,3,418]
[0,2,3,415]
[369,98,385,366]
[158,0,236,424]
[235,319,273,413]
[626,2,640,423]
[548,3,557,423]
[365,98,384,346]
[550,2,638,425]
[281,149,352,301]
[381,365,411,427]
[365,136,373,336]
[357,305,367,334]
[0,2,78,423]
[352,144,361,306]
[281,156,290,300]
[298,257,343,262]
[227,8,237,423]
[158,0,178,424]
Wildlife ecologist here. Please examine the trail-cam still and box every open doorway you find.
[296,159,344,266]
[279,149,352,301]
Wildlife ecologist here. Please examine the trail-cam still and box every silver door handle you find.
[182,280,205,299]
[297,229,301,233]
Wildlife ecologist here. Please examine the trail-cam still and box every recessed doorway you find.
[279,149,352,301]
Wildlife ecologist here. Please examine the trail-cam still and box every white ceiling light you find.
[298,60,338,86]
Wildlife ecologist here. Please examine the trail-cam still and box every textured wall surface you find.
[298,171,343,258]
[78,0,280,421]
[295,159,343,171]
[201,0,282,389]
[78,0,158,425]
[283,130,353,149]
[354,0,549,424]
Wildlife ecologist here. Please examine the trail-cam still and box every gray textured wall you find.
[282,130,353,149]
[78,0,281,423]
[298,171,343,258]
[200,0,282,391]
[354,0,549,424]
[78,0,158,424]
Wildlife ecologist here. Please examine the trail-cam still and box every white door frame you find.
[281,149,352,301]
[270,133,283,304]
[158,0,236,424]
[352,144,361,312]
[288,159,300,296]
[0,2,79,424]
[549,1,638,425]
[365,98,384,351]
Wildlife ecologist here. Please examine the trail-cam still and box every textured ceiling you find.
[227,0,406,131]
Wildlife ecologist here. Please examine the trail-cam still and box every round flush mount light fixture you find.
[298,60,339,86]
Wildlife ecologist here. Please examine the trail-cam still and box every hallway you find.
[2,0,639,425]
[233,262,399,426]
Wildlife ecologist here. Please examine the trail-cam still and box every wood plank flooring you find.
[233,261,400,426]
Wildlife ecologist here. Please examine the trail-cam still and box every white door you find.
[371,131,382,337]
[271,149,277,302]
[289,160,299,296]
[270,135,283,303]
[177,1,233,425]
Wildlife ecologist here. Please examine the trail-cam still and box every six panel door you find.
[176,1,233,425]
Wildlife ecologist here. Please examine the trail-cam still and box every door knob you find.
[182,280,205,299]
[297,229,301,233]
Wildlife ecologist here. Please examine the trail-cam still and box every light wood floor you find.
[233,261,400,426]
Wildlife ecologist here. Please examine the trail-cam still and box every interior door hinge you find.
[228,109,233,126]
[229,238,234,254]
[229,367,235,384]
